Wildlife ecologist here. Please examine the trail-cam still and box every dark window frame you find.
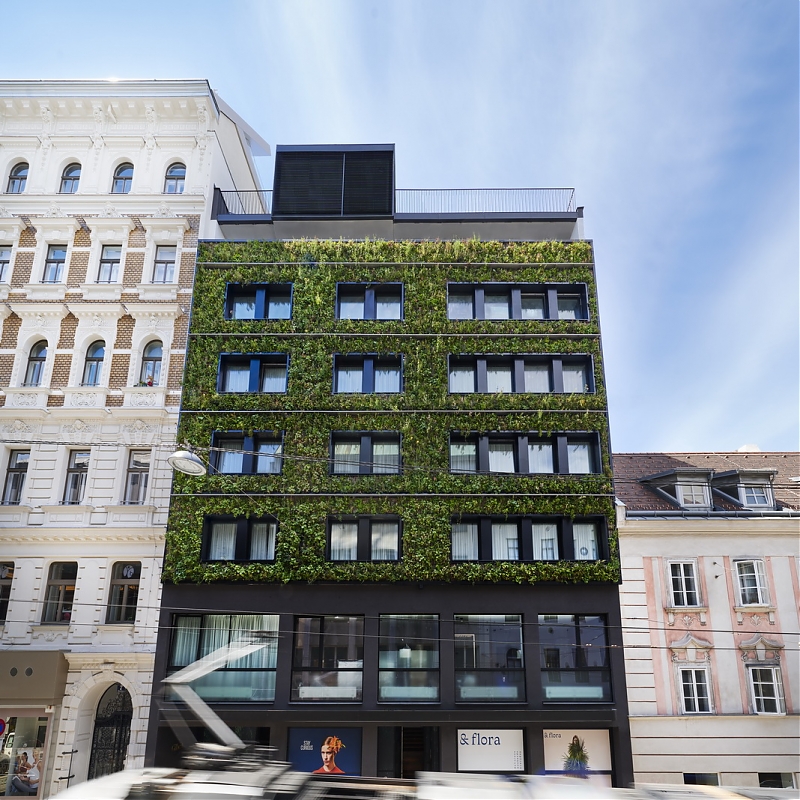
[97,244,122,283]
[6,162,28,194]
[335,282,404,321]
[327,515,402,561]
[43,244,67,283]
[2,450,29,505]
[163,162,186,194]
[447,282,590,321]
[106,561,141,623]
[0,562,13,624]
[450,515,607,563]
[139,340,163,386]
[201,515,279,563]
[449,431,601,475]
[378,613,440,703]
[209,430,284,475]
[24,340,47,386]
[224,283,294,321]
[333,353,403,394]
[123,450,151,504]
[0,245,11,282]
[448,354,594,394]
[59,162,81,194]
[152,245,176,283]
[218,353,289,394]
[63,450,90,505]
[42,561,78,623]
[329,431,402,475]
[82,340,106,386]
[111,162,134,194]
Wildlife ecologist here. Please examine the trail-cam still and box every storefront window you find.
[0,715,48,797]
[378,615,439,702]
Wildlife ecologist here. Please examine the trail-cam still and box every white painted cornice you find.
[13,302,70,320]
[87,216,135,243]
[0,217,24,241]
[26,216,79,241]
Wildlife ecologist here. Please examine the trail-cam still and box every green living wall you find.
[164,238,619,586]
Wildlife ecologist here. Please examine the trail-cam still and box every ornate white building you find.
[615,451,799,791]
[0,80,268,796]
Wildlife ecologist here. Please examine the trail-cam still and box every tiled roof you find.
[612,452,800,511]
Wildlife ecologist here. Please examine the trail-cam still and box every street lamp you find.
[167,450,207,476]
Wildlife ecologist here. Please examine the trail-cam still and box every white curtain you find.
[331,522,358,560]
[521,293,546,319]
[492,522,519,560]
[488,441,515,473]
[371,521,399,560]
[567,442,592,474]
[171,616,201,666]
[334,441,361,473]
[209,522,237,560]
[573,523,597,560]
[249,522,276,560]
[228,614,279,669]
[449,366,475,393]
[562,364,587,393]
[199,614,232,658]
[336,366,363,393]
[448,292,473,319]
[484,293,510,319]
[524,363,550,392]
[376,297,401,320]
[373,441,400,473]
[528,442,554,473]
[374,365,400,392]
[256,442,282,474]
[487,365,513,393]
[261,365,287,392]
[533,523,558,560]
[452,522,478,560]
[450,443,477,473]
[557,296,581,319]
[217,440,243,473]
[223,364,250,392]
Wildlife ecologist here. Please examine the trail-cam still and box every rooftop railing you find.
[212,187,576,219]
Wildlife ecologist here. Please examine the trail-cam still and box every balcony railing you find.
[212,188,576,219]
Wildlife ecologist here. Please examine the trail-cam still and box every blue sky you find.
[2,0,797,452]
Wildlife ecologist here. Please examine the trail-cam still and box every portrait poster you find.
[542,728,612,787]
[287,727,362,776]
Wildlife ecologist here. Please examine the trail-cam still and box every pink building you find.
[615,450,799,791]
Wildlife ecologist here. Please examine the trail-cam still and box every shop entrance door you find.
[377,726,439,779]
[87,683,133,780]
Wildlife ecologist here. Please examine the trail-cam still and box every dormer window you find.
[676,483,711,508]
[711,470,777,511]
[742,485,772,507]
[640,468,714,510]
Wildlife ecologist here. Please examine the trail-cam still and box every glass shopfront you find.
[0,716,49,797]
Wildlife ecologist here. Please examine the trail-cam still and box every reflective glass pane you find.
[567,443,592,474]
[487,364,513,393]
[521,294,546,319]
[484,292,510,320]
[448,291,473,319]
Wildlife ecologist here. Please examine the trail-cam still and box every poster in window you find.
[457,729,525,772]
[542,729,611,787]
[287,728,362,776]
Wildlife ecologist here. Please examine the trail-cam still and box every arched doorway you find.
[87,683,132,780]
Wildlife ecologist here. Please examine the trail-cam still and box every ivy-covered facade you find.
[147,164,632,783]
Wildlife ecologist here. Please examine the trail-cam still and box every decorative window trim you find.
[676,664,713,714]
[746,664,786,715]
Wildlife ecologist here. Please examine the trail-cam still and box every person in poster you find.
[312,736,345,775]
[563,735,590,777]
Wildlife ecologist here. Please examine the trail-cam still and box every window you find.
[225,283,292,320]
[3,450,29,505]
[111,162,133,194]
[539,614,611,701]
[123,451,150,504]
[447,284,588,321]
[676,483,710,508]
[203,517,278,562]
[163,162,185,194]
[82,341,105,386]
[742,485,773,507]
[43,245,67,283]
[329,517,400,561]
[0,246,10,282]
[168,614,278,701]
[42,562,78,623]
[63,450,90,504]
[454,615,525,702]
[139,341,162,386]
[379,615,439,702]
[748,666,785,714]
[684,775,719,786]
[448,356,592,395]
[97,245,121,283]
[669,562,699,607]
[736,559,768,605]
[679,667,711,713]
[758,774,795,789]
[336,283,403,320]
[59,163,81,193]
[0,563,13,624]
[152,245,176,283]
[106,562,141,623]
[334,354,402,393]
[24,341,47,387]
[331,432,400,475]
[219,354,288,393]
[6,162,28,193]
[451,517,602,562]
[291,615,365,701]
[449,433,599,475]
[210,432,283,475]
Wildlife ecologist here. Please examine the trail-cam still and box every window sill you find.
[734,605,776,625]
[1,387,50,409]
[80,282,123,301]
[61,386,107,409]
[122,385,167,409]
[137,282,179,301]
[665,607,709,626]
[24,282,67,300]
[0,282,9,301]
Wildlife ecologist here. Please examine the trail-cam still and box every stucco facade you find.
[0,80,268,797]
